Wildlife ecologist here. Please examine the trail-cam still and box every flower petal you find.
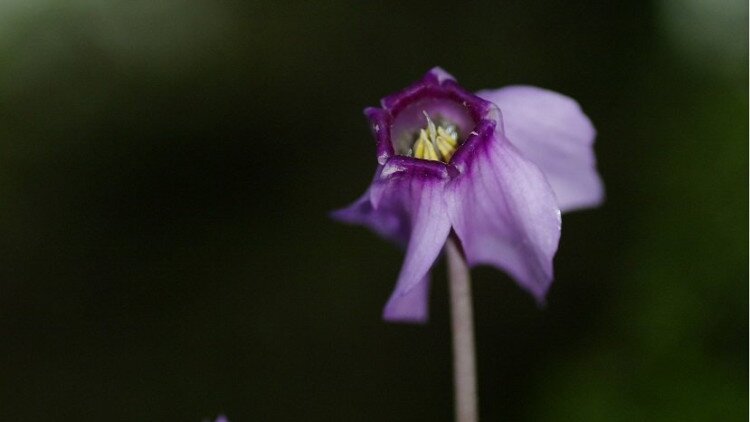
[383,275,431,323]
[447,128,561,302]
[477,86,603,212]
[371,157,452,322]
[332,158,451,322]
[330,182,409,247]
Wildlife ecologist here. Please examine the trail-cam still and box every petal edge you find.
[478,85,604,212]
[447,130,561,302]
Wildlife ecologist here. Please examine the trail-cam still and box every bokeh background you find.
[0,0,746,420]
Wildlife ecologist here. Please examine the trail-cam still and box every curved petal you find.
[371,158,452,322]
[477,86,604,212]
[330,180,409,247]
[383,276,431,323]
[447,129,561,302]
[333,158,451,323]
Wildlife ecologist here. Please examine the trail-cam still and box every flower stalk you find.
[446,237,478,422]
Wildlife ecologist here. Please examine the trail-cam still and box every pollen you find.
[411,111,459,163]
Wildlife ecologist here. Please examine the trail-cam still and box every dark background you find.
[0,1,746,421]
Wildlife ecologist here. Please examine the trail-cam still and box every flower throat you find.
[410,111,459,163]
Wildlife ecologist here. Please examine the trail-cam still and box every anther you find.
[412,111,459,163]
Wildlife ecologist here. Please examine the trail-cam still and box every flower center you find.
[411,111,459,163]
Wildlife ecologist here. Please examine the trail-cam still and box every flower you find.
[333,68,603,323]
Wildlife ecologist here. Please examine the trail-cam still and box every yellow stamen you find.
[436,136,456,162]
[411,112,459,162]
[414,130,428,158]
[437,126,458,147]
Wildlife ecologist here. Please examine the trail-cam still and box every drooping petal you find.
[331,181,409,247]
[332,158,451,322]
[447,124,561,302]
[333,191,419,320]
[477,86,603,212]
[371,157,452,322]
[383,275,431,323]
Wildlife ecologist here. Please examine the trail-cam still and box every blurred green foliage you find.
[0,1,746,421]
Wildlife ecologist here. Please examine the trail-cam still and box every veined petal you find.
[477,86,604,212]
[332,158,451,322]
[447,128,561,302]
[372,157,452,323]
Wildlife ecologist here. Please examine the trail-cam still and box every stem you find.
[446,237,478,422]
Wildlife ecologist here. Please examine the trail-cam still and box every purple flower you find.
[333,68,603,323]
